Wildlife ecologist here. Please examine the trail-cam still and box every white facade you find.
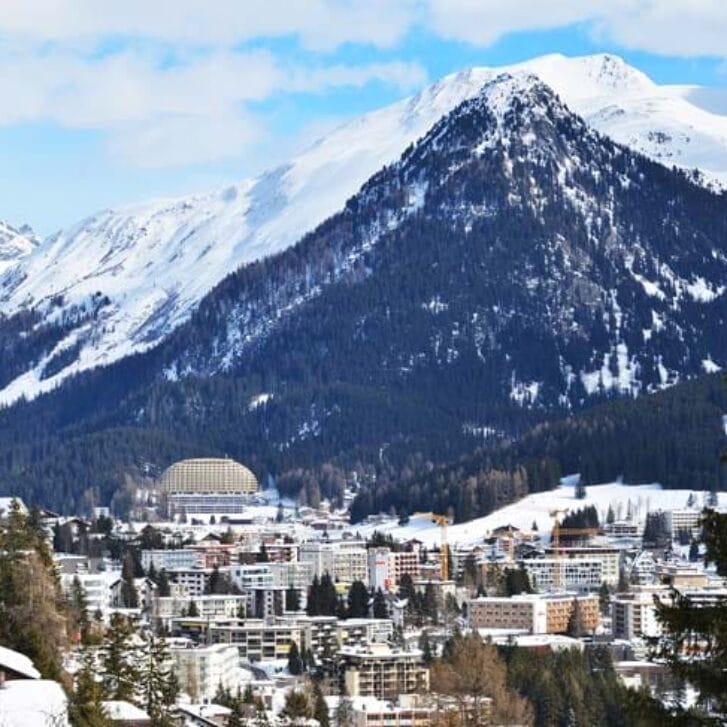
[170,642,244,701]
[665,509,703,539]
[522,558,602,592]
[368,548,391,590]
[141,549,199,572]
[546,547,621,586]
[230,564,274,591]
[612,588,667,641]
[301,541,368,584]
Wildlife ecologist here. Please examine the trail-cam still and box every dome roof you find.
[159,458,258,494]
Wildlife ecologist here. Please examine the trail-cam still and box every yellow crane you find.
[414,512,451,581]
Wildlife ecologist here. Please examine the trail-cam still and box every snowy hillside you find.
[349,482,727,548]
[3,53,727,403]
[0,220,37,276]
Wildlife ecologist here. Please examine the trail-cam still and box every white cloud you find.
[0,0,418,51]
[426,0,727,59]
[0,43,426,167]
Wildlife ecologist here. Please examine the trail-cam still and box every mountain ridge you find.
[3,53,727,404]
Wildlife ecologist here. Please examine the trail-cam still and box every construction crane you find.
[549,509,601,590]
[414,512,451,581]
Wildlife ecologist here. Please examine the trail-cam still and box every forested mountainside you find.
[349,372,727,523]
[1,73,727,513]
[3,53,727,405]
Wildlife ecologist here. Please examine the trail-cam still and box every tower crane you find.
[414,512,451,581]
[549,509,602,590]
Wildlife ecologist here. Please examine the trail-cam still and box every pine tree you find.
[287,640,303,675]
[346,580,369,619]
[373,588,388,619]
[139,631,178,725]
[575,479,587,500]
[312,680,330,727]
[101,614,139,701]
[649,510,727,721]
[157,569,171,597]
[187,599,199,617]
[286,585,301,612]
[120,552,139,608]
[70,645,109,726]
[606,505,615,525]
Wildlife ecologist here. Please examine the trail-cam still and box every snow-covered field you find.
[346,480,727,548]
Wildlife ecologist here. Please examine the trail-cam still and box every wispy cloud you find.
[0,1,725,170]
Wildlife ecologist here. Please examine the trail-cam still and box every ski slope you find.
[348,481,727,548]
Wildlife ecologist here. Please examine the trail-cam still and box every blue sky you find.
[1,1,727,235]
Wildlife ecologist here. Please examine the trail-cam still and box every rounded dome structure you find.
[159,457,258,495]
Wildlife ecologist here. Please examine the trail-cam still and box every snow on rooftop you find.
[101,701,150,720]
[0,680,68,726]
[0,647,40,680]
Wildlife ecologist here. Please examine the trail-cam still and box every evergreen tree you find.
[312,680,330,727]
[139,631,178,725]
[70,645,109,727]
[120,551,139,608]
[606,505,615,525]
[575,479,587,500]
[101,614,139,701]
[567,598,585,637]
[372,588,388,619]
[187,599,199,617]
[282,689,310,721]
[346,580,369,619]
[285,585,301,612]
[419,630,433,665]
[648,509,727,721]
[287,640,303,675]
[157,569,171,597]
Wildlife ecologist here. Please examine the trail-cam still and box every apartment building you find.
[141,549,199,572]
[339,644,430,700]
[153,594,247,624]
[389,551,420,584]
[300,541,368,584]
[344,694,491,727]
[544,547,621,586]
[664,509,703,539]
[228,563,273,590]
[165,568,212,597]
[267,560,314,591]
[522,558,602,592]
[612,588,668,640]
[169,642,242,701]
[368,548,391,590]
[468,593,599,634]
[210,619,303,661]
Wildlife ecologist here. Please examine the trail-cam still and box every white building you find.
[522,558,602,592]
[545,547,621,586]
[368,548,391,590]
[664,509,703,539]
[141,549,199,572]
[300,541,368,584]
[169,642,244,701]
[612,588,668,641]
[60,570,121,619]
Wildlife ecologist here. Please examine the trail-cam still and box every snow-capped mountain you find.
[3,70,727,513]
[0,221,38,276]
[2,53,727,404]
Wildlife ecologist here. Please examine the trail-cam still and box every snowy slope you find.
[3,53,727,403]
[348,481,727,548]
[0,220,37,276]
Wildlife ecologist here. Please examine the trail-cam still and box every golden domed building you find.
[159,457,259,515]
